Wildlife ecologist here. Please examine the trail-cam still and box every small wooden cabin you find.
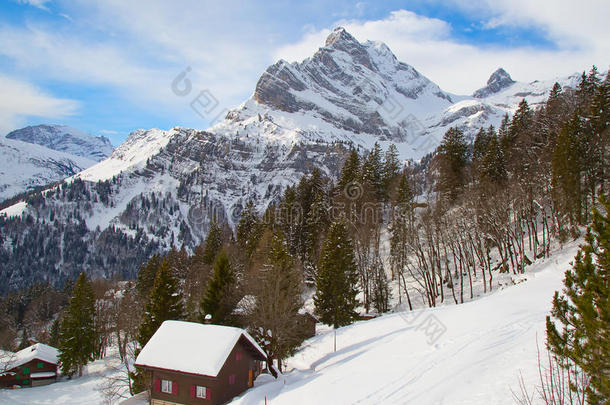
[0,343,59,388]
[135,320,268,405]
[296,311,318,339]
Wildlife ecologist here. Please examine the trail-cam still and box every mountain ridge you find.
[0,28,584,292]
[5,124,114,161]
[0,124,115,202]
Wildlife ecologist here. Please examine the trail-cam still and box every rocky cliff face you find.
[473,68,516,98]
[251,27,453,146]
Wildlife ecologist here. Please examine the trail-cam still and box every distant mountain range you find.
[0,27,583,292]
[0,125,114,203]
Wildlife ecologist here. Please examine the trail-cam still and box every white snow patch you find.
[0,201,27,218]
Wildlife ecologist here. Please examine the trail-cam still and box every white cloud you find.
[58,13,73,22]
[0,25,173,109]
[449,0,610,50]
[0,74,79,135]
[15,0,51,10]
[50,0,283,109]
[273,8,608,94]
[0,0,289,124]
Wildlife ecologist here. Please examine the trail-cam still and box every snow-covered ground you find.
[0,242,578,405]
[232,242,579,405]
[0,351,126,405]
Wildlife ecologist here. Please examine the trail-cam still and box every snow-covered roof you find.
[120,391,149,405]
[30,371,56,379]
[135,321,267,377]
[8,343,59,370]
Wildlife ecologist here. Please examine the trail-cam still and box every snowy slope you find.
[0,349,127,405]
[231,242,579,405]
[0,124,115,202]
[0,136,97,202]
[75,128,169,182]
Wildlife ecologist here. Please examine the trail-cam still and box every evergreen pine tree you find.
[361,142,385,200]
[436,127,469,202]
[383,144,401,187]
[394,172,414,224]
[589,72,610,197]
[236,201,262,258]
[165,245,190,280]
[295,175,315,261]
[546,197,610,403]
[49,318,60,347]
[337,149,361,192]
[304,192,330,277]
[308,168,325,197]
[200,250,236,325]
[472,127,491,171]
[137,260,184,348]
[480,131,507,185]
[58,272,95,377]
[510,99,533,140]
[547,82,564,116]
[135,254,161,299]
[371,259,391,313]
[580,67,601,100]
[314,220,359,329]
[202,217,222,265]
[552,114,584,226]
[277,186,300,256]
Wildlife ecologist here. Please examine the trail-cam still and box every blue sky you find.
[0,0,607,145]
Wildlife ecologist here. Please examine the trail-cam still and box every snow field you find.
[231,242,579,405]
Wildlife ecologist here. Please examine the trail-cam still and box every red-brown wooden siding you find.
[144,336,265,405]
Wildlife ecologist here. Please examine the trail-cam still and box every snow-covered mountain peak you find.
[488,68,513,85]
[247,28,455,149]
[473,68,516,98]
[325,27,359,48]
[5,124,114,161]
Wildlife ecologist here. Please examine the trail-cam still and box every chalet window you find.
[229,374,235,384]
[37,362,44,369]
[236,351,242,361]
[191,385,211,400]
[23,367,30,375]
[161,379,173,394]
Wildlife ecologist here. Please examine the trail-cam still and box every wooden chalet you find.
[0,343,59,388]
[135,320,269,405]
